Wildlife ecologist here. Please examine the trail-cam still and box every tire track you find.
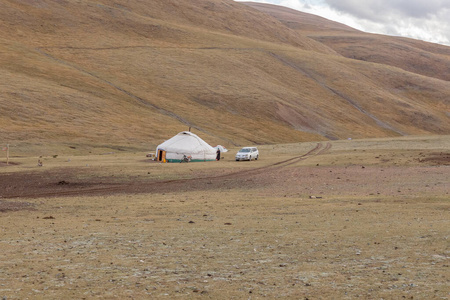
[3,143,331,199]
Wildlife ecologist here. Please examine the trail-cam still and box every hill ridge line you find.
[1,0,449,146]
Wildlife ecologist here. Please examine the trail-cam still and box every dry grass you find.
[1,0,449,151]
[246,2,450,82]
[0,136,448,299]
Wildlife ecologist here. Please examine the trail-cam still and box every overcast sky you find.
[236,0,450,46]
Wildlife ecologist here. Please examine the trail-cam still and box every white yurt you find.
[155,131,217,162]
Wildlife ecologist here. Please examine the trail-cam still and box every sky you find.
[235,0,450,46]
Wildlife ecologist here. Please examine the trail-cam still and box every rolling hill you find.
[1,0,449,153]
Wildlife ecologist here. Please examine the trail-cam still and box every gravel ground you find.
[0,140,448,299]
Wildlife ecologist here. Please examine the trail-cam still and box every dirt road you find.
[0,138,448,299]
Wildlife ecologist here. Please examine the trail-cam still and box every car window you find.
[239,148,250,153]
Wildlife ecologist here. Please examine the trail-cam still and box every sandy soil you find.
[0,137,449,299]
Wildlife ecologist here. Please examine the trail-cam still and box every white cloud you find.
[236,0,450,45]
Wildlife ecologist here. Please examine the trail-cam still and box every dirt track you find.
[0,143,331,201]
[0,140,448,207]
[0,139,449,299]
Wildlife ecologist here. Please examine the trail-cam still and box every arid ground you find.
[0,136,449,299]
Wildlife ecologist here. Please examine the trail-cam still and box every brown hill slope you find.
[242,2,359,33]
[1,0,449,153]
[245,2,450,81]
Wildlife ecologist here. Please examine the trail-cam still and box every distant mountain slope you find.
[242,2,359,33]
[311,35,450,81]
[244,2,450,82]
[0,0,449,152]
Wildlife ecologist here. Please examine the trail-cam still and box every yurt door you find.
[157,150,166,162]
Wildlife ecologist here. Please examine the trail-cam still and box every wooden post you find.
[6,144,9,165]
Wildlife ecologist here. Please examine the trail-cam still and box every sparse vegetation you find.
[0,0,449,149]
[0,136,448,298]
[0,1,449,298]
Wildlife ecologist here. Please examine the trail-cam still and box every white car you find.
[235,147,259,161]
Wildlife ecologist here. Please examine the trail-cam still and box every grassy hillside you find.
[1,0,449,153]
[244,2,450,81]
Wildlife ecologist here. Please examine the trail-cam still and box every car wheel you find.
[255,155,258,160]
